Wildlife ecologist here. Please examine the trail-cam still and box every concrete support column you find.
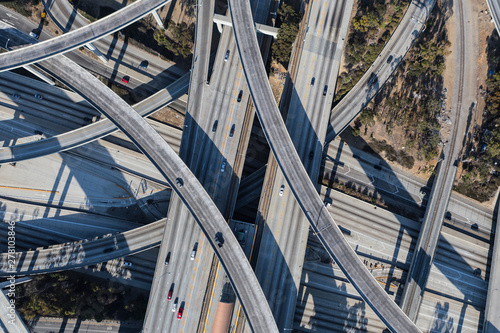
[23,65,55,85]
[85,43,108,63]
[151,10,164,29]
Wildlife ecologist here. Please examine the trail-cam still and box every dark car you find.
[309,151,314,160]
[237,90,243,102]
[212,120,218,132]
[215,232,224,248]
[323,85,328,96]
[121,76,129,84]
[224,50,230,61]
[387,55,393,63]
[229,124,235,138]
[175,178,184,188]
[310,77,315,86]
[139,60,149,70]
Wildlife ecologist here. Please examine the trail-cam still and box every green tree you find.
[155,22,194,58]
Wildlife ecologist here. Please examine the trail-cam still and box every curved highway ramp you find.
[228,0,420,331]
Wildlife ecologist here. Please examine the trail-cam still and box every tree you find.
[272,3,300,65]
[155,22,194,58]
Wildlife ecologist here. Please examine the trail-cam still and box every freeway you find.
[143,0,218,328]
[144,0,273,328]
[295,185,492,332]
[228,0,420,331]
[325,0,436,143]
[322,139,494,229]
[2,32,278,331]
[487,0,500,35]
[0,0,169,71]
[399,0,476,319]
[247,0,354,330]
[0,25,188,163]
[484,199,500,332]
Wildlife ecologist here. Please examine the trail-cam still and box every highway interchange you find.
[0,0,499,332]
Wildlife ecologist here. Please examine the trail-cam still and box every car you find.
[387,55,393,63]
[165,252,171,266]
[374,164,382,170]
[324,199,332,207]
[29,31,39,39]
[206,79,210,85]
[279,184,285,196]
[177,306,184,319]
[12,94,20,100]
[237,90,243,102]
[224,50,230,61]
[323,85,328,96]
[139,60,148,70]
[310,77,315,86]
[175,177,184,188]
[190,244,197,260]
[214,232,224,248]
[212,120,218,132]
[229,124,235,138]
[167,289,173,301]
[309,151,314,160]
[123,261,132,267]
[121,77,129,84]
[34,94,43,100]
[172,298,178,312]
[221,161,226,172]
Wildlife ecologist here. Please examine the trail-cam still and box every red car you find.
[121,77,129,84]
[177,306,183,320]
[167,289,173,301]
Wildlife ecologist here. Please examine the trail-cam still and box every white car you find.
[172,298,178,312]
[279,185,285,196]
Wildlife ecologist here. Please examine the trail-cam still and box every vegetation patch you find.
[154,21,194,59]
[335,0,409,103]
[17,272,147,322]
[272,3,301,66]
[346,1,450,172]
[1,0,37,17]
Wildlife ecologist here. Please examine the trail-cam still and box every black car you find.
[229,124,235,138]
[212,120,218,132]
[323,85,328,96]
[237,90,243,102]
[175,178,184,188]
[215,232,224,247]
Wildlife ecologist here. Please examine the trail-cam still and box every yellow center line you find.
[202,262,221,332]
[0,185,58,193]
